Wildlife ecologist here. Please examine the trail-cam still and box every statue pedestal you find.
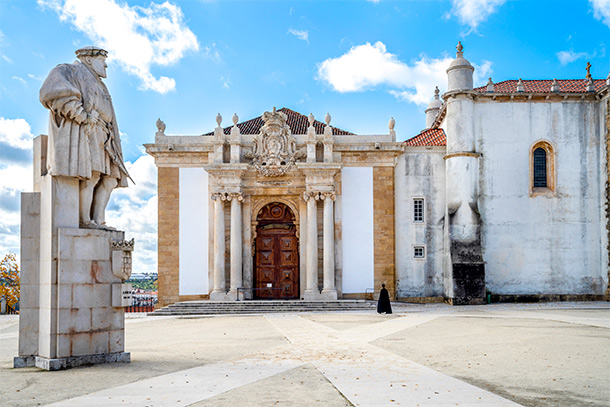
[14,136,131,370]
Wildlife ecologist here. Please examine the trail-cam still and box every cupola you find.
[446,41,474,91]
[425,86,442,128]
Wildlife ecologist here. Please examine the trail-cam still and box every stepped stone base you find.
[151,300,376,316]
[14,352,130,371]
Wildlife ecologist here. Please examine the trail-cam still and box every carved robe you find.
[39,61,128,187]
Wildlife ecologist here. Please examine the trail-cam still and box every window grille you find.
[414,246,425,258]
[413,199,424,223]
[533,148,547,187]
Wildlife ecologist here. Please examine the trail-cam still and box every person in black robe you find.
[377,284,392,314]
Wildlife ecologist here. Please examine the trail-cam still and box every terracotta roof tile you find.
[204,107,354,136]
[405,128,446,147]
[474,79,606,93]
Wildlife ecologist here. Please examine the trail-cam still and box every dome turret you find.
[446,41,474,91]
[425,86,442,128]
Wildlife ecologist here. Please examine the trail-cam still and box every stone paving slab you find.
[1,302,608,407]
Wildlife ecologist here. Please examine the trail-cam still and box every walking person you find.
[377,284,392,314]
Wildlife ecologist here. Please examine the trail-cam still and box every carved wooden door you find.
[254,203,299,299]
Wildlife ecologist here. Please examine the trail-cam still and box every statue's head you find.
[76,46,108,78]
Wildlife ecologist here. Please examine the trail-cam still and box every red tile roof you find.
[405,128,446,147]
[474,79,606,93]
[204,107,354,136]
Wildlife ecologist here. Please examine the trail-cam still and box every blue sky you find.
[1,0,609,275]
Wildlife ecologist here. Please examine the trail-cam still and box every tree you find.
[0,253,20,308]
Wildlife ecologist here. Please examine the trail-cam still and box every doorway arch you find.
[254,202,299,299]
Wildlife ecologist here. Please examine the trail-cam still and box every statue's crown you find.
[75,46,108,58]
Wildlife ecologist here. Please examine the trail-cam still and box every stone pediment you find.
[246,108,305,177]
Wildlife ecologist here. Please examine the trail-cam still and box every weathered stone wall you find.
[157,167,180,307]
[373,166,396,299]
[476,100,606,295]
[606,98,610,299]
[394,150,446,299]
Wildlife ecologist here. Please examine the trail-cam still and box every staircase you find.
[149,300,376,316]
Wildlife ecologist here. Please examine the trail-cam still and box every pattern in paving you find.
[46,312,521,406]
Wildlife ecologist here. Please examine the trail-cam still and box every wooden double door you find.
[254,203,299,299]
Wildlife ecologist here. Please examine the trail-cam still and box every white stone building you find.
[146,43,609,307]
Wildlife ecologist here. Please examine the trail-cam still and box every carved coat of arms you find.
[247,108,304,177]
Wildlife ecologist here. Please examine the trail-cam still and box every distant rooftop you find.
[204,107,354,136]
[474,79,606,93]
[405,128,446,147]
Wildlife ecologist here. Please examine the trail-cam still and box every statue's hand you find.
[85,110,100,125]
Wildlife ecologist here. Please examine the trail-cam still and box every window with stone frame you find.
[413,198,424,223]
[413,246,425,258]
[530,141,555,196]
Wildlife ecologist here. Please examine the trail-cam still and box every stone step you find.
[149,300,377,316]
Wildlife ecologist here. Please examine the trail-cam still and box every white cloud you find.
[204,42,221,62]
[38,0,199,93]
[12,76,27,87]
[449,0,506,31]
[557,50,589,65]
[0,118,34,259]
[0,117,34,150]
[106,154,158,275]
[590,0,610,28]
[317,41,493,106]
[288,28,309,44]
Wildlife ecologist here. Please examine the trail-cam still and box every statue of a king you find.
[39,46,131,228]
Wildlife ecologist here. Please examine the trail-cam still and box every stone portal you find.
[254,203,299,299]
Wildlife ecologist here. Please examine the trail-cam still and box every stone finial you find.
[586,77,595,92]
[434,86,440,99]
[585,61,592,80]
[308,113,314,127]
[325,112,331,126]
[486,78,494,93]
[155,118,166,134]
[388,117,395,131]
[456,41,463,57]
[232,113,238,126]
[550,79,559,92]
[216,113,222,127]
[516,78,524,92]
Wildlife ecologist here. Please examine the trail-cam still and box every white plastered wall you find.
[179,168,209,295]
[476,100,606,294]
[341,167,374,293]
[395,150,446,297]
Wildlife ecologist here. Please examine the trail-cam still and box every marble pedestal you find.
[14,136,131,370]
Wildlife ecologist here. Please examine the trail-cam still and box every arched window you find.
[530,141,555,196]
[533,148,547,187]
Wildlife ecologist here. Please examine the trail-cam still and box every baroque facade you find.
[145,44,609,307]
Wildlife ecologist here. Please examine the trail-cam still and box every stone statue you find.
[39,46,131,228]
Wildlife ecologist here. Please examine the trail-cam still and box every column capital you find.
[319,192,336,201]
[211,192,227,201]
[302,191,322,202]
[226,192,244,202]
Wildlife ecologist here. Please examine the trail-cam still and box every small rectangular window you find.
[414,246,425,258]
[413,198,424,223]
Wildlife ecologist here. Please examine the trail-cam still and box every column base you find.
[227,289,250,301]
[303,290,319,300]
[209,291,231,301]
[14,352,130,371]
[319,289,338,300]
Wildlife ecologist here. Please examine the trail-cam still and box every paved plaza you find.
[1,302,609,406]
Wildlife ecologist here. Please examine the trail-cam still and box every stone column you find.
[228,192,243,299]
[211,192,226,299]
[304,192,319,300]
[321,192,337,299]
